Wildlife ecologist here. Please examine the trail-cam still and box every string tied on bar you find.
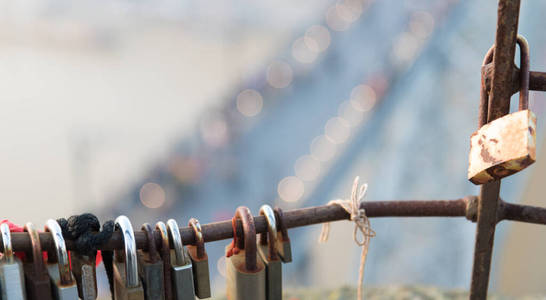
[319,176,375,300]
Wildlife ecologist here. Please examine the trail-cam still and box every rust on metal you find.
[7,197,546,252]
[470,0,522,299]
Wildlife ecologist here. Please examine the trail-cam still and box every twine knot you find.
[319,176,375,300]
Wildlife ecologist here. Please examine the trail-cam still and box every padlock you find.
[166,219,195,300]
[44,219,79,300]
[257,205,282,300]
[225,206,266,300]
[113,216,145,300]
[138,223,164,300]
[23,222,53,300]
[155,222,173,300]
[0,223,27,300]
[468,35,536,185]
[70,251,97,300]
[273,208,292,263]
[187,218,211,299]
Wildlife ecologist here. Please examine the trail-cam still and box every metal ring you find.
[115,215,139,288]
[45,219,73,285]
[259,205,277,241]
[1,223,13,263]
[188,218,205,259]
[24,222,46,274]
[167,219,189,266]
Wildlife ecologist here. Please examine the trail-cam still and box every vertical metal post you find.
[469,0,521,299]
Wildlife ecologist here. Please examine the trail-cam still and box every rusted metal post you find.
[469,0,521,299]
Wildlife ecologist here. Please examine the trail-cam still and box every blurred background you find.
[1,0,546,298]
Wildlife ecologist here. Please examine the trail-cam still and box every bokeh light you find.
[338,100,365,126]
[140,182,166,208]
[294,155,321,181]
[409,11,435,40]
[325,117,351,144]
[236,89,263,117]
[200,112,228,147]
[336,0,364,23]
[310,135,337,162]
[292,37,318,64]
[267,60,293,88]
[326,5,351,31]
[304,25,331,53]
[217,256,226,277]
[277,176,305,203]
[392,32,420,64]
[350,84,377,112]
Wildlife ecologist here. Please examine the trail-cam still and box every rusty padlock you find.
[113,216,145,300]
[138,223,165,300]
[23,222,53,300]
[257,205,282,300]
[0,223,27,300]
[273,208,292,263]
[155,222,173,300]
[468,35,536,185]
[225,206,266,300]
[44,219,79,300]
[187,218,211,299]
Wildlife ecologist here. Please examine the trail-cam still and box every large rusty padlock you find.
[187,218,211,299]
[226,206,266,300]
[257,205,282,300]
[468,36,536,185]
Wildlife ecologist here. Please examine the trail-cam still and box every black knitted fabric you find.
[56,213,115,297]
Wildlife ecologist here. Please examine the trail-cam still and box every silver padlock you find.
[113,216,145,300]
[257,205,282,300]
[44,219,79,300]
[167,219,195,300]
[273,208,292,263]
[187,218,211,299]
[225,206,266,300]
[138,223,164,300]
[0,223,27,300]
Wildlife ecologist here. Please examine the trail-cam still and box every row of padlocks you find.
[0,205,291,300]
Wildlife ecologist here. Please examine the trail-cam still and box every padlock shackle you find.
[232,206,258,271]
[259,205,279,260]
[114,215,139,288]
[155,221,173,300]
[517,36,530,110]
[188,218,205,259]
[274,207,290,242]
[24,223,47,275]
[167,219,190,266]
[141,223,160,263]
[480,35,530,128]
[44,219,73,286]
[0,223,14,263]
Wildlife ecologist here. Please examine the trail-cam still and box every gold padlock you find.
[187,218,211,299]
[226,206,266,300]
[257,205,282,300]
[468,35,536,185]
